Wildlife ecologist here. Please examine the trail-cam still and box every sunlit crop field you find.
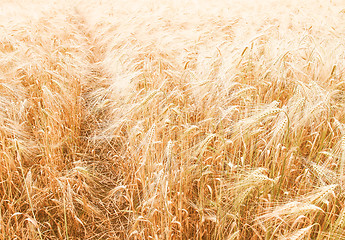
[1,0,345,239]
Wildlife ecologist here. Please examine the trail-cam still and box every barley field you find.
[1,0,345,239]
